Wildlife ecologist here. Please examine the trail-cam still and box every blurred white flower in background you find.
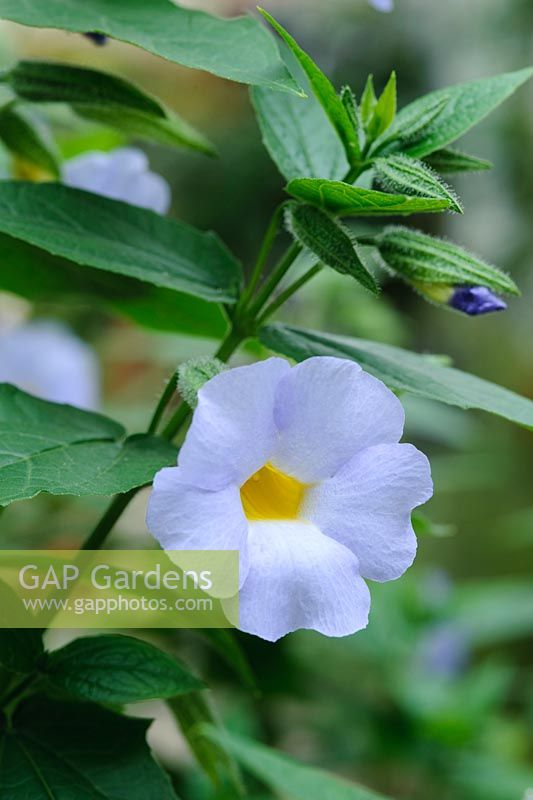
[368,0,394,11]
[63,147,171,215]
[0,320,100,410]
[417,623,470,678]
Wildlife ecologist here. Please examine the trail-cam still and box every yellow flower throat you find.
[240,463,306,521]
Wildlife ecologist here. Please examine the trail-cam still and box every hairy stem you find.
[256,263,322,324]
[147,370,179,434]
[236,202,286,314]
[80,325,245,553]
[80,488,138,551]
[247,241,302,317]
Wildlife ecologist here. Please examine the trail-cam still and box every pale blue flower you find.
[147,357,432,642]
[418,623,470,678]
[368,0,394,12]
[63,147,171,215]
[0,320,100,410]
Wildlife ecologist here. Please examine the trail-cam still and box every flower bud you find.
[177,357,226,409]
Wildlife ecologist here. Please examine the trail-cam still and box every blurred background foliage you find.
[0,1,532,798]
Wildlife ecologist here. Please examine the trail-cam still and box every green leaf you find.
[424,147,493,174]
[360,75,377,128]
[202,726,389,800]
[374,226,519,295]
[46,634,203,704]
[367,71,396,140]
[170,694,245,797]
[287,178,450,216]
[393,68,533,158]
[258,8,360,165]
[4,60,213,154]
[452,580,533,647]
[374,155,463,213]
[76,106,214,155]
[0,0,299,95]
[0,234,228,338]
[0,696,180,799]
[0,587,44,673]
[251,80,349,181]
[0,385,178,506]
[5,60,164,115]
[0,182,242,304]
[411,511,456,539]
[259,324,533,428]
[0,630,44,674]
[0,103,60,178]
[199,630,256,691]
[287,202,378,293]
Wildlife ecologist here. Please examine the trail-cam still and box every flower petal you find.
[0,320,100,410]
[304,443,433,581]
[271,357,405,482]
[63,147,170,214]
[178,358,290,490]
[222,520,370,642]
[130,171,171,214]
[146,467,249,592]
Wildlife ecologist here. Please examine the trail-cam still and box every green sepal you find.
[374,154,463,213]
[286,201,378,293]
[374,226,519,295]
[287,177,450,216]
[366,71,396,140]
[360,74,377,128]
[177,357,226,408]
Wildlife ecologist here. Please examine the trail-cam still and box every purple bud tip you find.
[83,32,108,46]
[449,285,507,316]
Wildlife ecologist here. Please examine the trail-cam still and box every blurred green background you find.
[0,1,532,798]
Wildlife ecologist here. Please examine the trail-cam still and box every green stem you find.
[147,370,179,434]
[160,326,244,441]
[81,326,246,553]
[247,241,302,317]
[159,401,191,443]
[81,488,138,551]
[237,203,286,313]
[1,673,41,721]
[256,263,322,325]
[169,693,245,797]
[213,326,245,362]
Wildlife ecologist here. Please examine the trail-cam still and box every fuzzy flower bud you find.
[177,357,226,409]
